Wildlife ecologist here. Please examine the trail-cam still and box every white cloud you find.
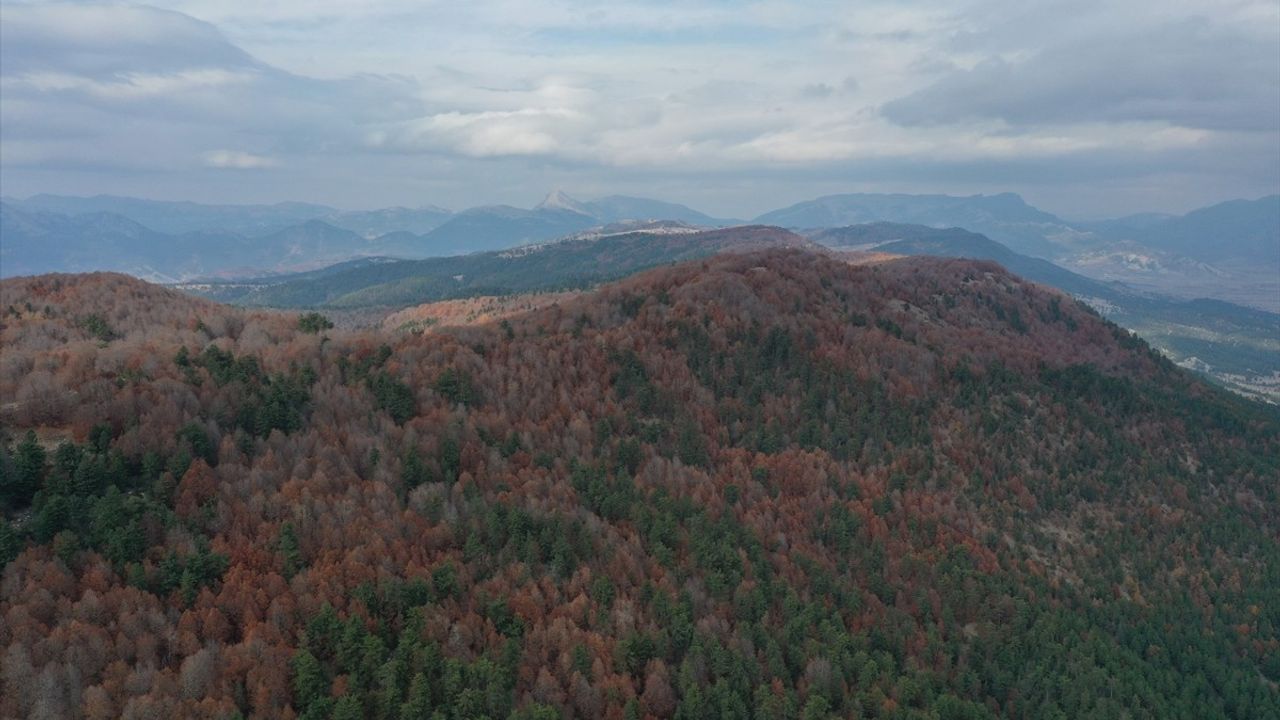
[882,20,1280,133]
[9,69,252,100]
[203,149,278,168]
[372,108,584,157]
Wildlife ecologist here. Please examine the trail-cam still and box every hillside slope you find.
[812,223,1103,297]
[201,225,810,308]
[812,223,1280,401]
[2,253,1277,719]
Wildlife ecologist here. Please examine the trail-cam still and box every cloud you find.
[203,150,277,169]
[372,108,581,157]
[1,4,257,77]
[0,0,1275,218]
[800,83,834,99]
[0,3,423,172]
[8,69,253,100]
[883,19,1280,133]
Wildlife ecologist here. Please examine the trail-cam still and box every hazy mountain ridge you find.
[5,191,1275,312]
[2,201,204,281]
[810,223,1121,299]
[329,206,454,238]
[16,194,337,236]
[412,192,736,257]
[760,192,1280,312]
[1120,195,1278,262]
[1061,196,1280,312]
[574,194,738,226]
[182,225,810,308]
[0,204,420,281]
[1,191,736,280]
[417,204,599,255]
[756,192,1069,257]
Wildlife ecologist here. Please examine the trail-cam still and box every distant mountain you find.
[14,193,455,240]
[411,191,735,256]
[415,203,599,256]
[1,202,198,280]
[762,192,1280,313]
[246,220,367,264]
[534,189,594,216]
[11,191,1274,312]
[531,190,735,226]
[812,222,1280,401]
[183,225,810,308]
[756,192,1073,257]
[759,191,1059,226]
[10,191,730,246]
[1125,195,1279,263]
[1058,196,1280,313]
[1075,212,1176,235]
[812,223,1114,299]
[0,203,424,280]
[326,206,453,238]
[1,192,743,280]
[579,195,736,226]
[17,194,336,236]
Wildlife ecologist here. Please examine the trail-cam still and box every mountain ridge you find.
[808,222,1280,401]
[1,251,1276,718]
[194,225,810,308]
[6,190,1275,313]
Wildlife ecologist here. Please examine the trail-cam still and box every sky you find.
[1,0,1277,220]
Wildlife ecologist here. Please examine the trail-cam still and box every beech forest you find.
[1,250,1277,720]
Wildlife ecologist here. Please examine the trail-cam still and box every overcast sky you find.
[1,0,1277,219]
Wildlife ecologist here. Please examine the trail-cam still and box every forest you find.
[1,250,1277,719]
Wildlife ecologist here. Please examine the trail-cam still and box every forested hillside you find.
[1,253,1277,720]
[808,223,1280,402]
[186,226,810,308]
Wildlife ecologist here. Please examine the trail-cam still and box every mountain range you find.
[0,191,735,280]
[2,189,1276,310]
[757,192,1069,257]
[759,193,1279,313]
[0,203,401,281]
[1064,196,1280,311]
[15,193,454,238]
